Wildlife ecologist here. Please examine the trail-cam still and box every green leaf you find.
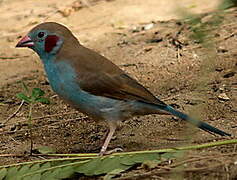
[119,155,136,166]
[75,158,101,176]
[17,165,30,177]
[22,81,29,94]
[141,160,160,169]
[35,97,50,104]
[23,174,41,180]
[50,168,61,179]
[22,164,41,180]
[41,170,57,180]
[75,153,161,176]
[5,166,18,180]
[1,139,236,179]
[55,166,74,179]
[75,156,130,176]
[32,88,45,98]
[0,168,7,180]
[41,162,51,170]
[121,153,159,164]
[16,93,31,103]
[103,168,125,180]
[94,156,128,175]
[30,164,40,172]
[161,152,178,160]
[36,146,56,154]
[219,0,237,10]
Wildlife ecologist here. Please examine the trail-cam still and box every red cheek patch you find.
[45,35,59,53]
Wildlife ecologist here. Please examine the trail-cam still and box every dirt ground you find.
[0,0,237,179]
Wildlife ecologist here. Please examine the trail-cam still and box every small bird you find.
[16,22,231,155]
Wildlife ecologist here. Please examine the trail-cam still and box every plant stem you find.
[0,139,236,169]
[48,139,237,157]
[28,103,33,155]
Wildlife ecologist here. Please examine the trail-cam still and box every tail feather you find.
[161,105,231,136]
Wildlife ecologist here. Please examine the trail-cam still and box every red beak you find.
[16,35,34,48]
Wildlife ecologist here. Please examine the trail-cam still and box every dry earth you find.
[0,0,236,179]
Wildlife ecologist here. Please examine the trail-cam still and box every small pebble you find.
[218,93,230,101]
[215,67,223,72]
[143,23,154,30]
[223,71,236,78]
[144,46,153,52]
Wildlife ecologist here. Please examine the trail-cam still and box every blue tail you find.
[158,105,231,136]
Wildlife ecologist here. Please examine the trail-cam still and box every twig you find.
[169,152,237,168]
[0,154,27,157]
[161,94,180,101]
[0,56,30,60]
[28,103,33,155]
[160,162,228,174]
[216,31,237,42]
[2,111,78,127]
[221,22,237,28]
[118,159,232,180]
[0,117,86,135]
[32,112,78,120]
[0,153,97,158]
[2,100,24,125]
[9,136,21,145]
[117,171,164,180]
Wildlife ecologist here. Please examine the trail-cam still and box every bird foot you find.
[99,147,123,156]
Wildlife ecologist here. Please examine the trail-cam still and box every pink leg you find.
[99,121,117,156]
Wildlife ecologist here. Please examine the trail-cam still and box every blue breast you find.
[42,59,122,120]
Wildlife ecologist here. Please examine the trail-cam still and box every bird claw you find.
[99,147,123,156]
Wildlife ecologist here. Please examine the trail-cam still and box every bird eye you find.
[37,32,45,38]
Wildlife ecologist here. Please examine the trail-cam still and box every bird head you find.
[16,22,78,58]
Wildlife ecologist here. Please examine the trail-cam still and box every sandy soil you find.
[0,0,221,86]
[0,0,236,179]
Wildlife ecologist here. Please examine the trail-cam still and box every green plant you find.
[219,0,237,10]
[0,139,236,180]
[16,82,50,154]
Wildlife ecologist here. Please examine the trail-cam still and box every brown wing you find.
[79,71,166,104]
[71,46,165,105]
